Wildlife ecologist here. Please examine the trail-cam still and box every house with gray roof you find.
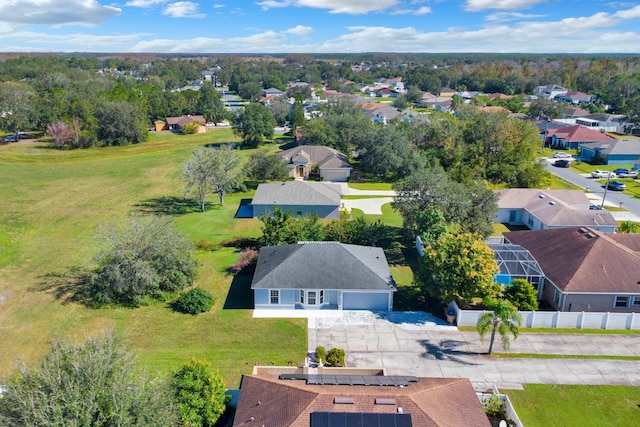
[504,227,640,312]
[278,145,352,182]
[251,242,396,311]
[579,139,640,165]
[495,189,618,233]
[251,182,342,219]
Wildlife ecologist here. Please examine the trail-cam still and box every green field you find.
[0,130,306,387]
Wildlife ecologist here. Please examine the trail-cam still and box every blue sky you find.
[0,1,639,53]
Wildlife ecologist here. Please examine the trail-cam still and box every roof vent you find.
[586,232,596,239]
[578,228,587,234]
[375,398,396,405]
[549,201,556,205]
[334,397,354,404]
[538,194,545,198]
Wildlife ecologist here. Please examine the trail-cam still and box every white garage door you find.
[343,292,389,310]
[321,170,347,182]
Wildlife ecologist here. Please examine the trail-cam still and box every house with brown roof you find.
[279,145,352,182]
[495,189,618,233]
[157,115,207,133]
[232,373,490,427]
[504,227,640,312]
[548,124,614,150]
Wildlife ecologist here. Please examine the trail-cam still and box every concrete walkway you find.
[308,311,640,390]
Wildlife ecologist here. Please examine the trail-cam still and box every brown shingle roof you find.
[232,375,490,427]
[504,227,640,293]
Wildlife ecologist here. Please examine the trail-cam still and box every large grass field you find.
[0,130,307,387]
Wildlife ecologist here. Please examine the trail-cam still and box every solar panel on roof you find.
[310,412,413,427]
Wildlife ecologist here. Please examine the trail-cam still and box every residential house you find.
[562,91,593,105]
[361,103,408,124]
[580,139,640,165]
[263,87,285,97]
[232,373,490,427]
[251,242,396,311]
[495,189,618,233]
[548,124,615,149]
[560,107,591,119]
[577,113,624,133]
[157,115,207,133]
[278,145,352,182]
[251,181,342,219]
[372,87,395,98]
[438,87,455,97]
[504,227,640,312]
[487,93,510,100]
[434,98,453,113]
[535,84,568,99]
[419,91,439,107]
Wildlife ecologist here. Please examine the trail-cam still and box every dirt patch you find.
[0,291,14,304]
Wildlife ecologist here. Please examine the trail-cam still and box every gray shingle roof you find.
[251,242,396,291]
[252,182,341,206]
[279,145,351,170]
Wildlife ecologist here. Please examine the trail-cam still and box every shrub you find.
[326,348,345,367]
[173,288,215,314]
[231,247,258,274]
[315,345,326,364]
[504,278,538,311]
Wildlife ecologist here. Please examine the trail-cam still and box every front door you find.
[297,165,305,178]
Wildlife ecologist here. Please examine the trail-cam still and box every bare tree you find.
[182,144,244,210]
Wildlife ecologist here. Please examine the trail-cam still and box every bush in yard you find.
[231,247,258,274]
[174,288,215,314]
[504,278,538,311]
[172,359,229,427]
[90,215,199,307]
[326,348,345,367]
[315,345,326,364]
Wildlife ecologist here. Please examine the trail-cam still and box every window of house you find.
[299,290,304,304]
[320,290,325,304]
[270,290,279,304]
[308,291,317,305]
[553,289,561,306]
[614,296,629,308]
[633,296,640,307]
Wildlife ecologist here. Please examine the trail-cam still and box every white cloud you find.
[126,0,167,7]
[0,0,121,27]
[615,4,640,19]
[414,6,432,15]
[464,0,548,11]
[257,0,399,14]
[486,12,547,22]
[163,1,205,18]
[213,3,225,8]
[284,25,314,36]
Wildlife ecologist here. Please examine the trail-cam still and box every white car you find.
[591,170,616,179]
[553,152,572,159]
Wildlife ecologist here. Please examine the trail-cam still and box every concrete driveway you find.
[341,197,394,215]
[309,311,640,390]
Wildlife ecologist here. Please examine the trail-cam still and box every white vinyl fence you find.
[448,302,640,330]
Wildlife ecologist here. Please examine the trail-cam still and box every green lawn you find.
[348,182,394,191]
[508,384,640,427]
[0,130,306,388]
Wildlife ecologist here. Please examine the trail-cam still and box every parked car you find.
[2,134,18,143]
[553,152,572,159]
[592,170,616,179]
[554,159,571,168]
[607,180,626,191]
[613,168,638,178]
[589,204,603,210]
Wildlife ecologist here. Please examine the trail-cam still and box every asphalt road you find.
[544,158,640,213]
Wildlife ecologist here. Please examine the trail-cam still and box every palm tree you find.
[477,299,522,355]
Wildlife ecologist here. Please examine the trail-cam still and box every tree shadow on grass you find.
[418,339,479,365]
[32,266,92,306]
[223,273,254,309]
[133,196,209,216]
